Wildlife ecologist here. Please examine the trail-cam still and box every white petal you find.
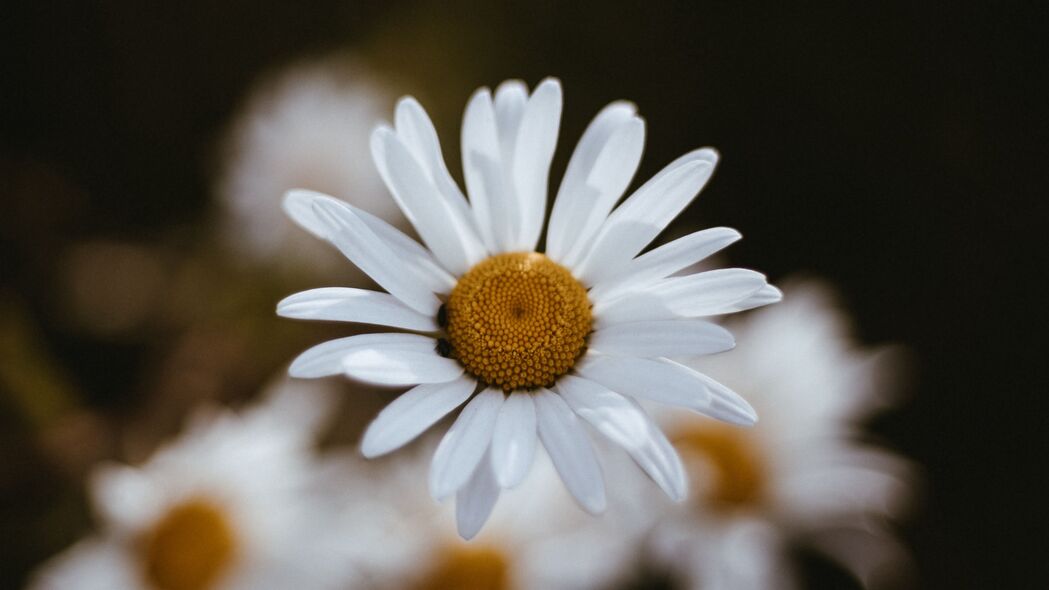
[89,464,158,532]
[594,268,768,327]
[534,389,606,514]
[277,288,438,332]
[289,336,364,378]
[575,355,756,425]
[588,227,742,303]
[29,537,141,590]
[282,189,330,240]
[394,97,489,258]
[557,375,686,500]
[489,392,538,488]
[573,149,719,284]
[289,333,461,384]
[589,319,735,358]
[551,107,646,266]
[805,526,912,589]
[511,78,562,251]
[285,190,455,294]
[722,283,783,312]
[306,194,443,314]
[675,361,759,426]
[456,453,501,540]
[341,334,464,386]
[494,80,528,161]
[371,126,485,275]
[360,376,476,458]
[430,388,504,499]
[461,88,509,251]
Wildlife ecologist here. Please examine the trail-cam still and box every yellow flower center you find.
[138,499,237,590]
[673,422,767,511]
[445,252,591,391]
[416,545,512,590]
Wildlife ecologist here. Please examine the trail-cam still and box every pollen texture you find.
[446,252,591,391]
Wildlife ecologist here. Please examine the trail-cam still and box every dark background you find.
[2,1,1043,588]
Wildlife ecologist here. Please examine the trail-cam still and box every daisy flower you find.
[277,77,780,537]
[649,279,913,589]
[216,55,403,272]
[29,379,368,590]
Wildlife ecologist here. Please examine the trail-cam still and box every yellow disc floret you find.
[673,423,767,511]
[446,252,591,391]
[138,498,237,590]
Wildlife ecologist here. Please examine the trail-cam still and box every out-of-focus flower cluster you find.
[19,55,916,590]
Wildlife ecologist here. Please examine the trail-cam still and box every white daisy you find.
[29,378,368,590]
[216,55,403,272]
[649,279,913,590]
[277,77,780,537]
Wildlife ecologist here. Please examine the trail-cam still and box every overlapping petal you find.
[455,452,501,540]
[489,391,538,488]
[573,148,720,284]
[360,377,476,458]
[576,355,757,425]
[594,268,769,327]
[558,375,687,501]
[277,287,438,332]
[289,333,462,385]
[430,389,504,500]
[549,102,645,266]
[534,389,607,514]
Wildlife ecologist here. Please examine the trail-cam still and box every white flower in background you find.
[29,379,367,590]
[650,279,913,590]
[217,55,403,271]
[333,440,655,590]
[278,77,780,537]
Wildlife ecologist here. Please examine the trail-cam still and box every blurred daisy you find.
[335,440,654,589]
[29,379,367,590]
[650,279,913,590]
[217,55,403,272]
[278,77,780,536]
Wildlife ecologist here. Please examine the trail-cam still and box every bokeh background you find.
[2,1,1042,588]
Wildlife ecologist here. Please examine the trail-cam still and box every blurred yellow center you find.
[446,252,591,391]
[673,422,767,511]
[417,545,511,590]
[138,499,237,590]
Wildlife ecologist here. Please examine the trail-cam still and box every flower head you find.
[29,379,368,590]
[650,280,914,589]
[278,78,779,538]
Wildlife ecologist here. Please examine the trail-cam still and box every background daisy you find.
[648,279,915,589]
[28,379,369,590]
